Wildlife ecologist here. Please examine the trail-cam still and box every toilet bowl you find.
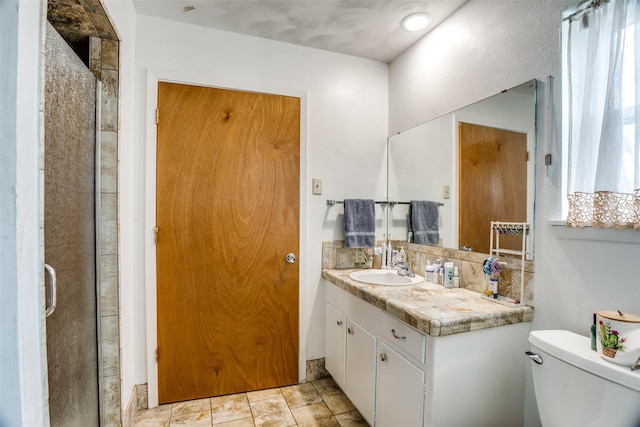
[528,330,640,427]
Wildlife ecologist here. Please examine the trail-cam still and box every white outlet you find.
[312,178,323,195]
[443,185,450,199]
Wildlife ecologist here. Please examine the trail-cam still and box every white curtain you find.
[566,0,640,229]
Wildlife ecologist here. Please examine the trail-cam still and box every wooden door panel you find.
[157,83,300,403]
[459,122,527,254]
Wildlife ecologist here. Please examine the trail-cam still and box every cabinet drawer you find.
[378,313,425,363]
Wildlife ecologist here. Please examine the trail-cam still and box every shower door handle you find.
[44,263,57,317]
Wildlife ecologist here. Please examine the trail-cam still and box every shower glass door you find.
[44,22,99,426]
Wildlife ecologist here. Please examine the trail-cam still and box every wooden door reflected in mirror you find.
[458,122,527,254]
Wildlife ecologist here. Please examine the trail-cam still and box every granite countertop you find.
[323,269,534,337]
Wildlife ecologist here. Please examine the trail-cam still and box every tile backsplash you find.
[322,240,534,304]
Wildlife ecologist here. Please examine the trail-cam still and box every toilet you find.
[528,330,640,427]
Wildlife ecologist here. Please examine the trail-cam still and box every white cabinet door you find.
[376,342,425,427]
[346,319,377,426]
[325,303,347,391]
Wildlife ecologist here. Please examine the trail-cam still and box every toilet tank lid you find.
[529,330,640,392]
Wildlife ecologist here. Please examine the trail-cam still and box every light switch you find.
[443,185,450,199]
[312,178,323,195]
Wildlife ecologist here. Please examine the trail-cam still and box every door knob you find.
[285,253,297,263]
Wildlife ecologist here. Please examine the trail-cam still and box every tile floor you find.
[134,378,369,427]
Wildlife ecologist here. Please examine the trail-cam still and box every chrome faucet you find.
[631,356,640,371]
[395,263,415,278]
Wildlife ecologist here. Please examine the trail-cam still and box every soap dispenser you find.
[453,266,460,288]
[443,262,454,288]
[397,247,407,264]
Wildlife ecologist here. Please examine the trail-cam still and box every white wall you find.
[0,1,48,425]
[122,14,388,404]
[389,1,640,426]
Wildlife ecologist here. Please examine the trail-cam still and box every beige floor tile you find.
[170,410,213,426]
[134,403,172,426]
[250,396,296,427]
[211,394,252,425]
[135,418,171,427]
[311,379,355,415]
[215,417,255,427]
[172,398,211,417]
[281,383,323,409]
[291,402,340,427]
[247,388,283,402]
[334,410,369,427]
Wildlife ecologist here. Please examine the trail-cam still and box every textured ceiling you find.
[132,0,467,63]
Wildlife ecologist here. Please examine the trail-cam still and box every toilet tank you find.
[528,330,640,427]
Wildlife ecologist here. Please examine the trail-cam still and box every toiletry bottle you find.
[443,262,454,288]
[438,266,444,285]
[425,262,434,284]
[490,277,498,298]
[453,266,460,288]
[397,247,407,264]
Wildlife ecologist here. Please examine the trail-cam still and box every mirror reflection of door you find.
[458,122,527,254]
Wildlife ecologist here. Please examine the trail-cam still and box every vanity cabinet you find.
[325,302,377,425]
[325,284,425,427]
[324,303,346,391]
[376,342,425,427]
[345,319,376,425]
[324,279,529,427]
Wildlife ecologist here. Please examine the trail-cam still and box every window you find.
[562,0,640,230]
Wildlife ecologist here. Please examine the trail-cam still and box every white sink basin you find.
[349,269,424,286]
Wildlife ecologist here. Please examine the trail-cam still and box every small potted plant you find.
[599,320,626,359]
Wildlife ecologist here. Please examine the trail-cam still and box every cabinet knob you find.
[347,327,353,334]
[379,353,387,362]
[336,320,343,326]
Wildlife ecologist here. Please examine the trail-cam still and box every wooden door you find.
[458,122,527,254]
[156,82,300,403]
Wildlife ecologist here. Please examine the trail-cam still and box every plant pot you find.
[596,311,640,367]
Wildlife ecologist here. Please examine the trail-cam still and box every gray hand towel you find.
[409,201,439,245]
[344,199,376,248]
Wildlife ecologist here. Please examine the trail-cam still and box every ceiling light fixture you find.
[402,13,430,31]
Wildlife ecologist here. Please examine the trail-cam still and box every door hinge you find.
[155,108,159,124]
[526,151,530,161]
[423,383,427,395]
[155,347,159,363]
[153,227,159,245]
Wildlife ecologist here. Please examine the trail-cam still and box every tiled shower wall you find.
[87,35,121,425]
[322,241,534,304]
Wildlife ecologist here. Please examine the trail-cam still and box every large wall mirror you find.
[387,79,536,259]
